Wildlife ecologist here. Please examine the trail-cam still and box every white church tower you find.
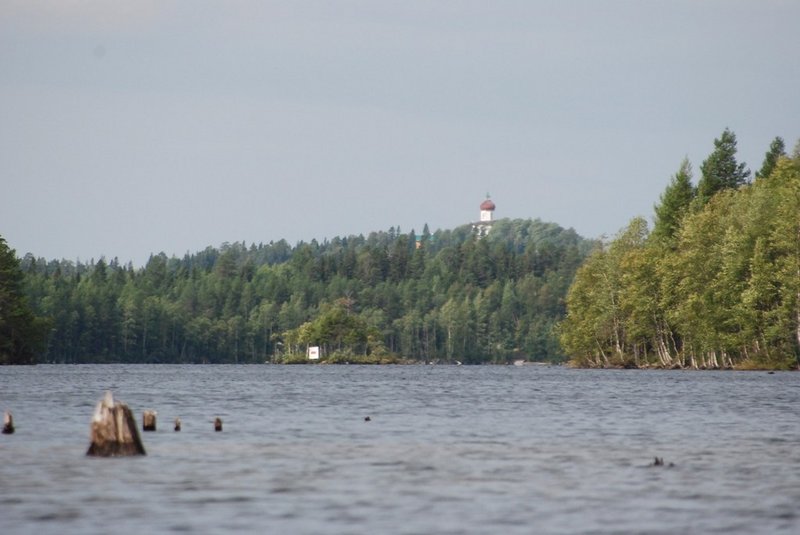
[473,194,496,237]
[479,195,495,222]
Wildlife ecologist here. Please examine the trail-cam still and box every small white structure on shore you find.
[307,346,320,360]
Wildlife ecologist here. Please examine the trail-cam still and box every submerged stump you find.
[86,391,146,457]
[142,410,157,432]
[2,411,14,434]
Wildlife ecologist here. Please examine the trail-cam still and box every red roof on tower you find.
[480,198,495,211]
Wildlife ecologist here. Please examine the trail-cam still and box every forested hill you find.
[18,218,596,364]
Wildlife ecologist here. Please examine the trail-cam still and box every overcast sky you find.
[2,1,798,268]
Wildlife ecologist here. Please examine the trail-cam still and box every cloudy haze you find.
[2,1,798,267]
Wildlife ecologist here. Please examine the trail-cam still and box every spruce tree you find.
[696,128,751,205]
[755,136,785,180]
[0,235,47,364]
[652,158,695,243]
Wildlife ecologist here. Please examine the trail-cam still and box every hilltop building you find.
[473,195,496,237]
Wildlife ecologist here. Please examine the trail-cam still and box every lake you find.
[1,365,798,534]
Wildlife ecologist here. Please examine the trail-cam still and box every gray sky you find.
[2,1,798,268]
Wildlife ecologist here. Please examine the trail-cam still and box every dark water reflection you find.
[1,365,798,534]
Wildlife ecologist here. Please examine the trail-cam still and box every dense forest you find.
[11,219,593,364]
[7,130,798,369]
[560,131,800,370]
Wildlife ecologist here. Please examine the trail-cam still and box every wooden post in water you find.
[214,417,223,432]
[2,411,14,434]
[174,417,181,432]
[142,410,157,432]
[86,391,146,457]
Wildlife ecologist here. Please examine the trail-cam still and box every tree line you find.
[560,130,800,370]
[0,236,48,364]
[8,219,593,364]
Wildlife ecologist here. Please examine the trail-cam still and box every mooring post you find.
[142,410,157,432]
[174,417,181,432]
[214,417,223,432]
[86,391,146,457]
[2,411,14,434]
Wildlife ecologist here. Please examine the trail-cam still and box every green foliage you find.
[560,218,651,368]
[283,300,379,357]
[696,128,751,206]
[0,236,48,364]
[19,220,593,364]
[561,135,800,370]
[755,136,785,180]
[652,158,695,244]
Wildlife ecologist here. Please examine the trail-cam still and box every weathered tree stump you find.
[86,391,146,457]
[2,411,14,434]
[214,417,223,432]
[174,417,181,432]
[142,410,157,432]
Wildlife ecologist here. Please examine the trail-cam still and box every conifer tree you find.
[0,235,47,364]
[652,158,695,243]
[696,128,751,205]
[755,136,785,179]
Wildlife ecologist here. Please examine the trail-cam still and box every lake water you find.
[1,364,798,534]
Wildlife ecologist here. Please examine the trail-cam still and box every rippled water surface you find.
[1,365,799,534]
